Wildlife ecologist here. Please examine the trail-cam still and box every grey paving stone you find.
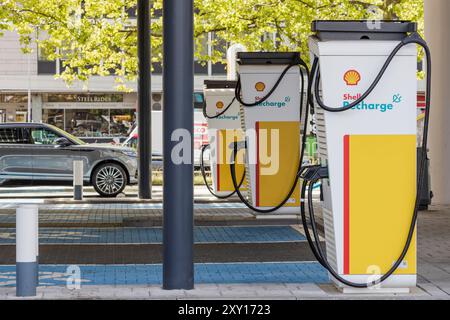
[219,289,259,298]
[184,289,223,298]
[417,283,448,297]
[255,289,294,297]
[149,287,186,298]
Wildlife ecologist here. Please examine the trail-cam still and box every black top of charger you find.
[312,20,417,41]
[237,52,301,65]
[204,80,237,89]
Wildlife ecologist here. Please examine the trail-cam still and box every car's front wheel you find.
[92,163,127,197]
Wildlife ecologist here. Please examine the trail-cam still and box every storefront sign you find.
[46,94,123,103]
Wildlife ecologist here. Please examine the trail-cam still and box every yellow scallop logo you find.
[343,70,361,86]
[216,101,224,109]
[255,82,266,92]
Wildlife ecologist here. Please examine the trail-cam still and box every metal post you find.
[73,160,83,201]
[137,0,152,199]
[16,205,38,297]
[162,0,194,290]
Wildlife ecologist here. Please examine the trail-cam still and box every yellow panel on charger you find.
[347,134,416,275]
[257,121,300,207]
[217,129,246,192]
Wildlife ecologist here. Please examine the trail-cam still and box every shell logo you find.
[255,82,266,92]
[343,70,361,86]
[216,101,224,109]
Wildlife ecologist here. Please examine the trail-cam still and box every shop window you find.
[64,109,110,137]
[110,109,136,137]
[43,109,64,130]
[0,128,31,144]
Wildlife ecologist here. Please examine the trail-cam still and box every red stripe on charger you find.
[343,135,350,275]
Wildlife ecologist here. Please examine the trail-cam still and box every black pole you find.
[137,0,152,199]
[162,0,194,289]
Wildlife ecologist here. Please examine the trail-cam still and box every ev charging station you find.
[203,80,246,197]
[303,20,431,290]
[235,53,303,214]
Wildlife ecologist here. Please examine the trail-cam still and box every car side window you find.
[0,127,31,144]
[31,128,62,145]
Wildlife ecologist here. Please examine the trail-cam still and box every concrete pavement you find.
[0,283,445,300]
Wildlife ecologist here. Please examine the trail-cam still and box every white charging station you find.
[203,80,245,196]
[236,53,302,214]
[309,21,419,289]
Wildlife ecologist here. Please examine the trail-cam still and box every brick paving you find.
[0,195,448,299]
[0,262,329,287]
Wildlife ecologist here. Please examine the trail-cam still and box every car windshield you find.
[47,124,86,145]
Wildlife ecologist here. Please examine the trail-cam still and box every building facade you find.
[0,28,227,143]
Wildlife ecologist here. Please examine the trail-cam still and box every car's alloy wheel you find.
[93,163,127,197]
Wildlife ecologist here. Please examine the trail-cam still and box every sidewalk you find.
[0,283,443,300]
[0,193,448,299]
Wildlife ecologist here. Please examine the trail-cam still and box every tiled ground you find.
[0,226,306,244]
[0,262,329,287]
[0,203,255,227]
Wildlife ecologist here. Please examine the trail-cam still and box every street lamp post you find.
[162,0,194,290]
[137,0,152,199]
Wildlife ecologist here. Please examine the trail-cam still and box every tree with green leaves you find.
[0,0,423,88]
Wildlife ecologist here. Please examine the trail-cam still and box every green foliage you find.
[0,0,423,87]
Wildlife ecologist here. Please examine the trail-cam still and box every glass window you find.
[65,109,110,137]
[194,34,208,75]
[110,109,136,137]
[37,45,57,75]
[38,61,57,75]
[30,128,62,145]
[212,33,228,75]
[0,128,30,144]
[43,109,64,130]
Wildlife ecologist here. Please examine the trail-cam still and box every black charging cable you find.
[200,143,245,199]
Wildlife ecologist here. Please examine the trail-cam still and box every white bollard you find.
[35,210,39,286]
[73,160,84,200]
[16,205,38,297]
